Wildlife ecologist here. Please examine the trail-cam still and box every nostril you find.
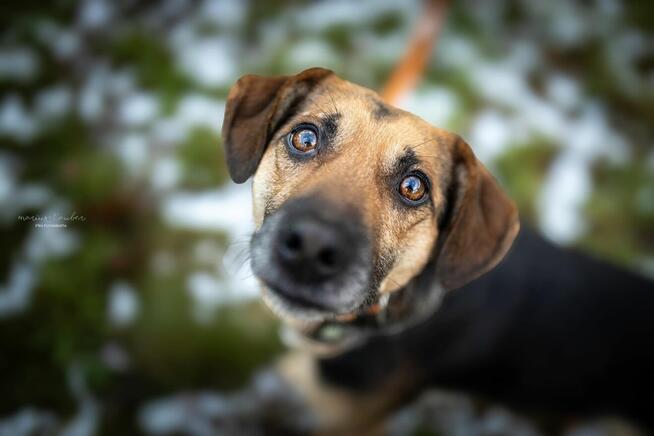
[284,231,302,253]
[317,247,338,272]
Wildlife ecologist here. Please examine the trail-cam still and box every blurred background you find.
[0,0,652,435]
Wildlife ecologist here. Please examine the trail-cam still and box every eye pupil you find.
[400,175,427,203]
[290,127,318,153]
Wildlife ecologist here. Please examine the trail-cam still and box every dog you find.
[221,68,654,434]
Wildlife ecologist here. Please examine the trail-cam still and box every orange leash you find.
[380,0,449,105]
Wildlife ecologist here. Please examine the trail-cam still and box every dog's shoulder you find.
[318,226,654,426]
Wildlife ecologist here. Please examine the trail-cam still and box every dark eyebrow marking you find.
[394,148,420,175]
[369,96,398,120]
[322,112,341,142]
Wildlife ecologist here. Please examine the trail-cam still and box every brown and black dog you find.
[221,68,654,435]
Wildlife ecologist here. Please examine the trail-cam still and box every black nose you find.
[277,218,350,283]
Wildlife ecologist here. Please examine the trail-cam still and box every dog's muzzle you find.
[251,197,373,321]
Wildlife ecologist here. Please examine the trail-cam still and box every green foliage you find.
[371,12,404,36]
[579,157,654,273]
[0,230,116,414]
[0,0,76,35]
[494,140,559,223]
[411,425,443,436]
[109,31,193,115]
[130,294,282,391]
[323,24,355,53]
[125,224,281,390]
[177,128,229,190]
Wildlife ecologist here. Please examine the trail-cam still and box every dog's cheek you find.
[378,218,436,294]
[252,146,279,228]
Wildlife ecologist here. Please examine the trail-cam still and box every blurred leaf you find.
[176,127,229,190]
[494,140,559,222]
[578,157,654,273]
[109,31,193,115]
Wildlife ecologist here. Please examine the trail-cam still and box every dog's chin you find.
[261,288,331,326]
[260,284,368,328]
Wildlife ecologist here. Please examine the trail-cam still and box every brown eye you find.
[399,174,428,204]
[289,126,318,153]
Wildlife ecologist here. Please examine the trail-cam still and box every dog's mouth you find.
[260,280,386,324]
[268,284,333,313]
[261,271,446,356]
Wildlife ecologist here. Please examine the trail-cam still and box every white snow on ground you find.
[0,47,39,82]
[140,392,232,435]
[35,85,74,122]
[538,103,629,243]
[187,269,259,322]
[35,21,82,60]
[116,133,149,175]
[0,262,37,319]
[0,95,38,142]
[23,208,81,262]
[150,157,182,191]
[286,39,340,72]
[197,0,248,30]
[173,95,226,133]
[293,0,418,33]
[0,182,53,222]
[163,183,259,306]
[545,73,582,112]
[163,183,253,235]
[77,66,138,123]
[118,92,160,127]
[0,85,75,142]
[77,0,114,30]
[107,281,141,328]
[0,409,58,436]
[178,37,237,87]
[424,32,634,243]
[0,155,16,208]
[539,152,592,243]
[0,181,79,316]
[403,86,459,132]
[467,109,515,165]
[170,23,238,87]
[0,218,78,316]
[60,365,99,436]
[0,365,100,436]
[151,95,225,144]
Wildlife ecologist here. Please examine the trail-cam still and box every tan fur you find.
[251,76,452,301]
[222,67,519,316]
[235,71,519,308]
[277,350,411,436]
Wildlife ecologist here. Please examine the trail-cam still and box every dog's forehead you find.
[308,76,452,173]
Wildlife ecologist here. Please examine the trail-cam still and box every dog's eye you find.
[399,174,428,204]
[288,126,318,153]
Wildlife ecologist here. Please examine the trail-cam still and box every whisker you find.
[407,137,438,151]
[236,253,252,270]
[326,88,340,115]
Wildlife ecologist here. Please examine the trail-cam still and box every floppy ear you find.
[435,136,520,290]
[221,67,334,183]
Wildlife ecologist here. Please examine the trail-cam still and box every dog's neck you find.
[281,265,446,356]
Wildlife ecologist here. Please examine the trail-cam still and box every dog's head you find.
[222,68,519,327]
